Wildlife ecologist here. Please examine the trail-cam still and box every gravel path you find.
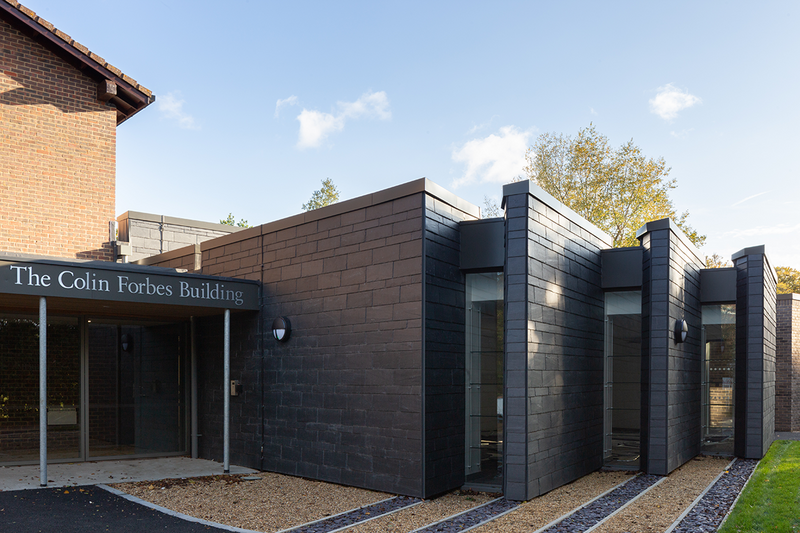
[590,455,730,533]
[411,497,519,532]
[668,458,758,533]
[538,474,663,533]
[343,491,495,533]
[111,457,755,533]
[281,496,423,533]
[112,472,390,532]
[470,471,635,533]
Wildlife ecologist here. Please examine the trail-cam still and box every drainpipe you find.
[39,297,47,487]
[223,309,230,473]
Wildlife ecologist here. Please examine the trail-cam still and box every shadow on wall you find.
[76,244,115,262]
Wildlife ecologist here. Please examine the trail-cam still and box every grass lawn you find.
[719,440,800,533]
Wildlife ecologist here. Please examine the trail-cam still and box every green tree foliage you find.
[523,124,705,248]
[705,253,732,268]
[302,178,340,211]
[776,266,800,294]
[220,213,250,228]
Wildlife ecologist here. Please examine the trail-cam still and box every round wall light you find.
[272,316,291,342]
[674,319,688,344]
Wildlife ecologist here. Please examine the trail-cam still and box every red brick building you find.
[0,0,153,260]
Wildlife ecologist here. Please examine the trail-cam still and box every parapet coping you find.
[636,218,704,265]
[118,212,246,234]
[199,178,481,251]
[134,244,200,267]
[777,293,800,301]
[502,180,613,246]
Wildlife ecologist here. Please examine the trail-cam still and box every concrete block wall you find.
[0,18,116,260]
[195,312,262,471]
[422,195,477,497]
[734,247,776,458]
[776,294,800,431]
[118,212,242,263]
[637,219,703,476]
[502,181,610,501]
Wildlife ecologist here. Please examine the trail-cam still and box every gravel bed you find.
[343,490,495,533]
[412,497,519,532]
[470,471,635,533]
[282,496,422,533]
[590,455,730,533]
[669,458,758,533]
[111,472,390,532]
[540,474,662,533]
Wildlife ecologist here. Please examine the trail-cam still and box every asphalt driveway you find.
[0,485,234,533]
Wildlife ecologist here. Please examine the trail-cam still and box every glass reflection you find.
[604,292,642,469]
[465,272,504,487]
[701,305,735,455]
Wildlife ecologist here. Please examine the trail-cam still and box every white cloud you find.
[590,107,598,116]
[157,91,198,129]
[296,91,390,149]
[649,84,701,121]
[274,95,298,118]
[451,126,533,188]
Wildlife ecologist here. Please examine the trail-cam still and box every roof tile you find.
[71,40,89,55]
[8,1,153,101]
[35,17,53,31]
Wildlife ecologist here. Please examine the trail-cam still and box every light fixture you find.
[121,333,133,352]
[674,319,688,344]
[272,317,291,342]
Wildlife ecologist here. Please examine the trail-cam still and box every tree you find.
[220,213,250,228]
[482,195,502,218]
[705,253,732,268]
[523,124,705,248]
[777,266,800,294]
[302,178,340,211]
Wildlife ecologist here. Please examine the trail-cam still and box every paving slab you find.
[0,457,256,491]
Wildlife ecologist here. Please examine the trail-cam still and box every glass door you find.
[87,320,186,459]
[701,305,735,455]
[465,272,504,487]
[604,292,642,469]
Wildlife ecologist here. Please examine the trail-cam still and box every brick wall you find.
[503,181,610,501]
[0,18,116,260]
[776,294,800,431]
[638,219,703,476]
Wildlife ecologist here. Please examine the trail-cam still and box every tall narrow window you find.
[604,291,641,469]
[465,272,503,487]
[701,304,735,455]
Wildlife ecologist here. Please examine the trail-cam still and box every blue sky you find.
[23,0,800,266]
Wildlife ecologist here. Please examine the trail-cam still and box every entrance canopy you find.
[0,253,259,485]
[0,253,259,317]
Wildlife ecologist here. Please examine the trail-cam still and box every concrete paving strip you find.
[275,495,423,533]
[663,459,735,533]
[404,497,506,533]
[100,483,263,533]
[582,477,666,532]
[530,475,640,533]
[0,457,257,491]
[533,474,665,533]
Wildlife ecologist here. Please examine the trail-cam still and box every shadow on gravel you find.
[0,486,225,533]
